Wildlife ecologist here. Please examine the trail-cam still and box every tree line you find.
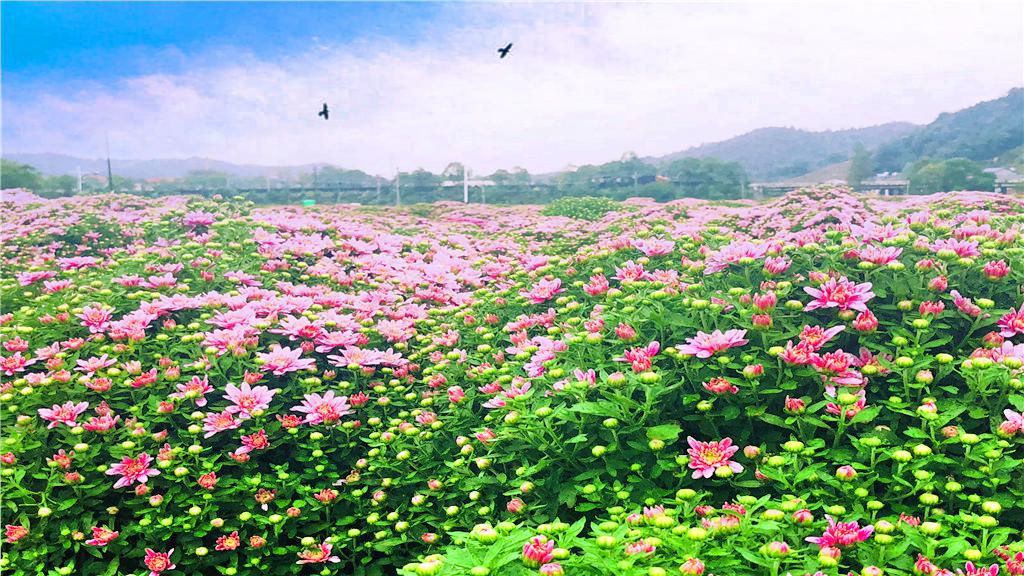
[3,149,1017,204]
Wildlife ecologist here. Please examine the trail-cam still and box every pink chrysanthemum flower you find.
[223,382,279,418]
[958,561,999,576]
[256,345,316,375]
[520,278,564,304]
[292,391,352,425]
[686,436,743,479]
[522,535,556,568]
[997,303,1024,337]
[798,325,845,351]
[805,515,874,548]
[856,245,903,265]
[296,541,341,564]
[616,341,660,372]
[38,401,89,429]
[77,305,113,333]
[85,526,119,546]
[804,277,875,312]
[169,375,214,407]
[106,453,160,489]
[676,329,749,359]
[143,548,175,575]
[203,411,241,438]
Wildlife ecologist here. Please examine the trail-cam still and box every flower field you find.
[1,187,1023,576]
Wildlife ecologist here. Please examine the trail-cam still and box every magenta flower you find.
[522,535,555,568]
[143,548,175,575]
[203,411,241,438]
[804,277,875,312]
[958,561,1000,576]
[686,436,743,479]
[997,303,1024,337]
[75,354,116,374]
[256,345,316,375]
[223,382,279,417]
[520,278,564,304]
[77,305,112,333]
[632,237,675,256]
[616,341,660,372]
[292,391,352,425]
[84,526,119,547]
[676,329,749,359]
[856,245,903,265]
[106,453,160,489]
[805,515,874,548]
[169,375,214,407]
[38,401,88,429]
[0,352,36,376]
[296,541,341,564]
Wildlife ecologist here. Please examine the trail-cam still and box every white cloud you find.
[3,1,1022,175]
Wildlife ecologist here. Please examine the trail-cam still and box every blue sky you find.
[2,2,1022,174]
[3,2,440,82]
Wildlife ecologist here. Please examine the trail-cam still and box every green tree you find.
[1,159,44,190]
[37,175,78,198]
[182,170,232,189]
[906,158,995,194]
[664,157,748,200]
[847,144,874,188]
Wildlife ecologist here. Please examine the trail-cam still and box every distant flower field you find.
[1,187,1022,576]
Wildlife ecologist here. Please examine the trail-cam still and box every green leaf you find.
[758,413,792,430]
[568,401,621,418]
[849,405,882,425]
[1009,394,1024,412]
[646,424,682,442]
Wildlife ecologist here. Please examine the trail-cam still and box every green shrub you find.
[542,196,622,221]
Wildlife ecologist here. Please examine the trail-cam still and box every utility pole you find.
[105,133,114,192]
[463,166,469,203]
[632,171,638,193]
[77,166,83,195]
[395,168,401,207]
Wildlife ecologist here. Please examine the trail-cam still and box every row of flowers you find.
[0,187,1022,575]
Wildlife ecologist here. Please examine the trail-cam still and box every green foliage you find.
[1,159,44,190]
[652,124,916,181]
[541,196,622,220]
[846,144,874,188]
[663,157,748,200]
[906,158,996,194]
[875,88,1024,172]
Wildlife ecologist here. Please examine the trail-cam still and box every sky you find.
[2,1,1023,175]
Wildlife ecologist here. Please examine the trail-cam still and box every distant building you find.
[984,167,1024,193]
[440,179,496,187]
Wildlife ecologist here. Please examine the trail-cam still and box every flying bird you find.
[318,103,329,120]
[497,43,513,59]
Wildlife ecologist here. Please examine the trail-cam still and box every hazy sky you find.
[3,1,1022,175]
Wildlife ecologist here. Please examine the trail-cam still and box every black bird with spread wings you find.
[497,43,513,59]
[318,103,329,120]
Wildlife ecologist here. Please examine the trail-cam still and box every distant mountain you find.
[645,123,918,181]
[873,88,1024,172]
[784,160,853,185]
[2,153,323,179]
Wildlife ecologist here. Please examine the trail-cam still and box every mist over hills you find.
[873,87,1024,172]
[2,154,324,180]
[6,88,1022,182]
[643,123,918,181]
